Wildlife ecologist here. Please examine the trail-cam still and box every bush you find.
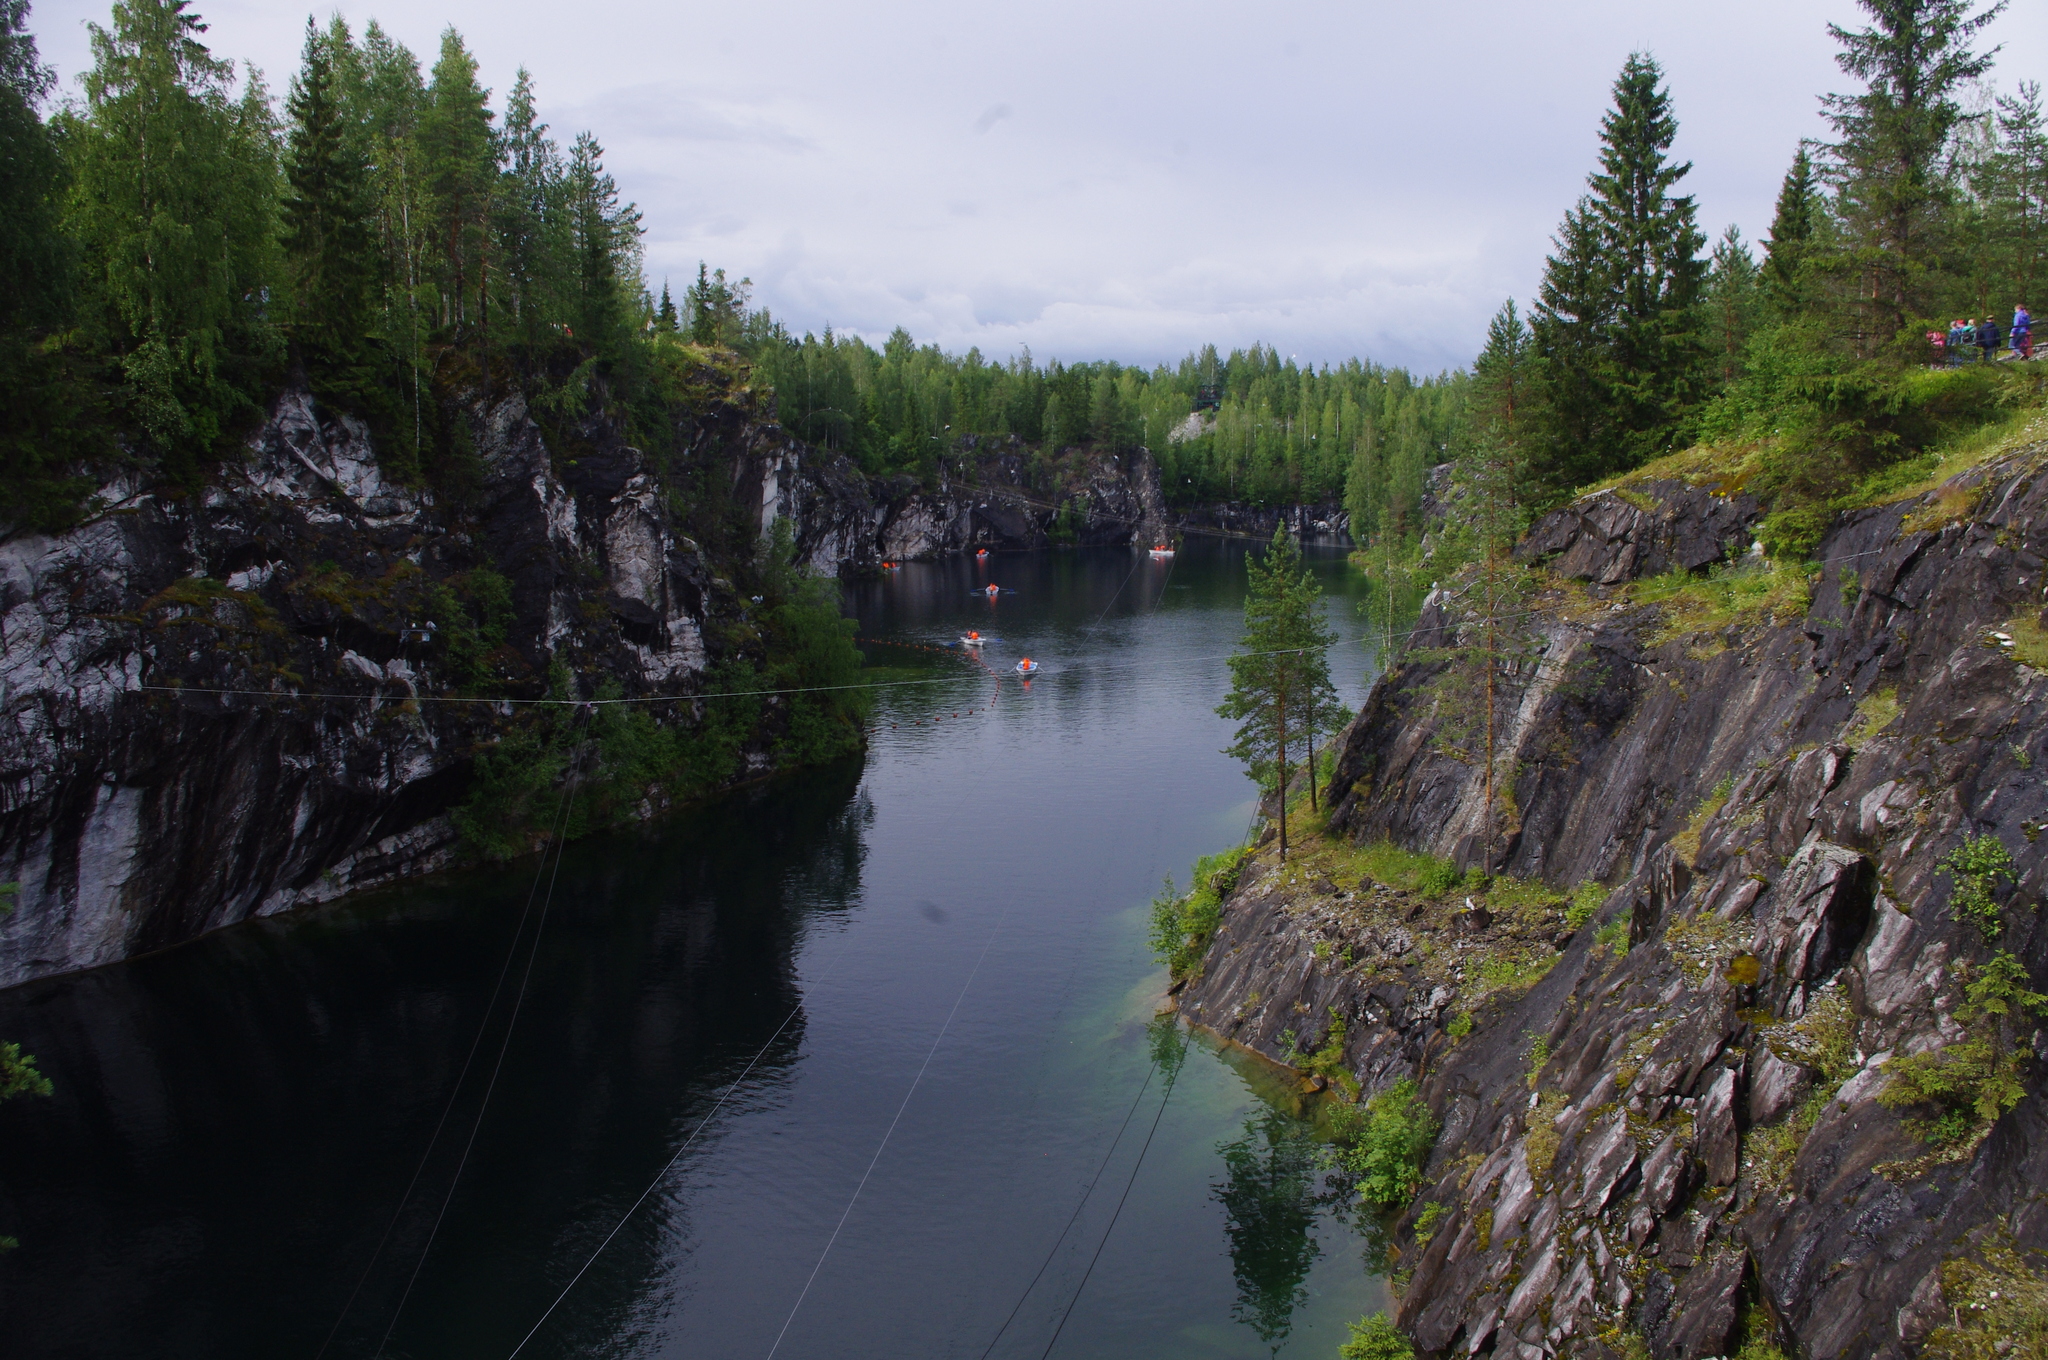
[1340,1312,1414,1360]
[1941,833,2019,941]
[1149,845,1248,981]
[1338,1077,1440,1208]
[1565,880,1606,931]
[1416,859,1463,895]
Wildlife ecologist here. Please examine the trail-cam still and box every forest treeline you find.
[737,321,1468,513]
[1,0,2041,545]
[1437,0,2045,577]
[0,0,1468,531]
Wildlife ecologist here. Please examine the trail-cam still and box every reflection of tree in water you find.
[1212,1108,1328,1354]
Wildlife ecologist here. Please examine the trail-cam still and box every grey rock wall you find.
[1180,443,2048,1357]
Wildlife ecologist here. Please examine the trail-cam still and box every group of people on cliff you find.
[1935,306,2033,365]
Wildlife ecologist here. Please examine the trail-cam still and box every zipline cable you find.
[763,901,1014,1360]
[372,719,588,1358]
[502,925,866,1358]
[1034,1024,1195,1360]
[977,1061,1160,1360]
[313,723,586,1360]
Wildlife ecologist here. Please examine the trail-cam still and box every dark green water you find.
[0,540,1389,1359]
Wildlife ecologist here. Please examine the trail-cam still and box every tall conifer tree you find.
[1820,0,2007,343]
[1530,52,1704,496]
[1763,149,1824,315]
[282,21,373,369]
[418,28,495,335]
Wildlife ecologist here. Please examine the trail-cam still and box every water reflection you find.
[1212,1109,1337,1354]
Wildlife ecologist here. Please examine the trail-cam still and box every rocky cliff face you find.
[1179,434,2048,1357]
[0,370,1176,988]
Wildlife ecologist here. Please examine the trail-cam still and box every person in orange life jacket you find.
[1977,315,2003,361]
[2015,305,2033,361]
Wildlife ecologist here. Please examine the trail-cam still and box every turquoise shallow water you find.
[0,538,1389,1359]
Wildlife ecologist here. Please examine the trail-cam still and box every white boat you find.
[983,584,1001,597]
[1014,659,1040,675]
[975,549,989,560]
[960,632,988,647]
[1148,544,1175,558]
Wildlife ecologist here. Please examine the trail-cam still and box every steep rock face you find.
[1181,444,2048,1357]
[1173,501,1351,543]
[0,380,839,987]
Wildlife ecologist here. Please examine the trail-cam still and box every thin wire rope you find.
[373,740,586,1358]
[502,926,864,1359]
[977,1062,1159,1360]
[763,902,1013,1360]
[1035,1027,1195,1360]
[313,743,583,1360]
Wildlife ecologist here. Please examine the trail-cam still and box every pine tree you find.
[1820,0,2007,344]
[1762,148,1824,314]
[1703,226,1762,383]
[1218,525,1338,860]
[1530,53,1704,496]
[417,27,495,336]
[1980,81,2047,308]
[281,20,374,370]
[564,130,641,345]
[495,67,559,340]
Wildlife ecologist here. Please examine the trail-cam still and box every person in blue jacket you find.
[1977,314,2003,361]
[1947,318,1971,366]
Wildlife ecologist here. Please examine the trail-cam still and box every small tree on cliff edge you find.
[1219,525,1338,860]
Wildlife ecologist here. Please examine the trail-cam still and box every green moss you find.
[1628,561,1811,645]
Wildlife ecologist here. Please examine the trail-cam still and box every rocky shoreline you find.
[1174,431,2048,1358]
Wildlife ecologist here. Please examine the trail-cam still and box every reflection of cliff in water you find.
[0,757,870,1360]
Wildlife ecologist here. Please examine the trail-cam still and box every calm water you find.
[0,540,1389,1360]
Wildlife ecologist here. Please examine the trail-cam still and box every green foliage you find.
[1594,918,1630,952]
[1528,53,1707,496]
[1150,845,1248,981]
[1415,859,1463,896]
[1941,833,2020,940]
[1446,1012,1474,1039]
[1921,1244,2048,1360]
[1565,880,1607,931]
[1339,1312,1415,1360]
[1881,951,2048,1148]
[1218,525,1341,855]
[1334,1077,1440,1209]
[0,1039,51,1100]
[60,0,283,480]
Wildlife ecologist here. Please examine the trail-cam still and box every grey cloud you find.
[973,103,1012,135]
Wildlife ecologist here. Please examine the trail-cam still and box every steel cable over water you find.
[1034,1024,1197,1360]
[372,720,587,1358]
[763,897,1016,1360]
[312,727,585,1360]
[501,925,866,1358]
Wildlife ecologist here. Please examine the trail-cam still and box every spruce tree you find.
[1703,226,1762,383]
[496,67,559,339]
[1530,53,1704,496]
[1980,81,2047,308]
[0,0,64,333]
[1529,54,1704,497]
[1820,0,2007,344]
[282,20,374,372]
[565,130,640,345]
[1762,148,1823,315]
[418,27,495,336]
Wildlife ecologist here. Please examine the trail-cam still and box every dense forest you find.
[0,0,1470,535]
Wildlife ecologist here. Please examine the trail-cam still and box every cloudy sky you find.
[29,0,2048,373]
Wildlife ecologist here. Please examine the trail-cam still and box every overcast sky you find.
[28,0,2048,373]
